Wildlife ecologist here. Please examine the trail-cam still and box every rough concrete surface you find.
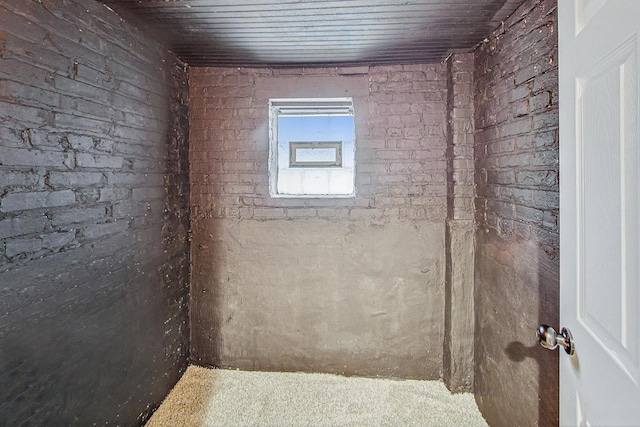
[443,219,475,391]
[474,230,559,427]
[191,218,445,379]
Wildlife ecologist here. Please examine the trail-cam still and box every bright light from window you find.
[269,98,356,197]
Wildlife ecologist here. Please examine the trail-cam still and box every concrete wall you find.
[473,0,559,425]
[190,65,457,379]
[0,1,190,425]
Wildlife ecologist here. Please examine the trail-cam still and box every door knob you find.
[536,324,575,356]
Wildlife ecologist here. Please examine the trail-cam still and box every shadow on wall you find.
[505,339,559,425]
[501,237,559,427]
[474,230,559,427]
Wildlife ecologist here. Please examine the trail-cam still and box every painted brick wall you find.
[0,1,189,425]
[473,0,559,425]
[190,65,448,221]
[190,65,451,379]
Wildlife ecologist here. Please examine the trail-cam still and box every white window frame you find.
[289,141,343,168]
[268,97,356,198]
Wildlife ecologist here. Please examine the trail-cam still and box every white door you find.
[559,1,640,426]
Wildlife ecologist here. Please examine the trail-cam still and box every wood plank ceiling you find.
[101,0,527,67]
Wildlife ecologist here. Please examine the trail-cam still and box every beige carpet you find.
[146,365,488,427]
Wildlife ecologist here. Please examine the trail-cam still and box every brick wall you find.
[190,65,448,221]
[0,1,189,425]
[475,1,559,246]
[473,0,559,425]
[190,65,452,378]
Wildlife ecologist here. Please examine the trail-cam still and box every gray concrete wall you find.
[473,0,559,425]
[189,65,452,379]
[474,230,559,426]
[0,1,190,425]
[192,219,445,378]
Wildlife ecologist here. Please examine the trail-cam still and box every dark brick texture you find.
[189,65,449,221]
[473,0,559,426]
[0,0,190,425]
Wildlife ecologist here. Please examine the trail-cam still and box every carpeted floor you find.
[146,365,488,426]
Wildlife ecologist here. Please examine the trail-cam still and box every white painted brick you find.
[76,152,124,169]
[1,190,76,212]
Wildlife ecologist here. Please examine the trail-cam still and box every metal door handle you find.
[536,324,575,356]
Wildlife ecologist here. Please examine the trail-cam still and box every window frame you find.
[289,141,343,168]
[268,97,356,198]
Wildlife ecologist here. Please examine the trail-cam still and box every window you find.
[268,98,356,197]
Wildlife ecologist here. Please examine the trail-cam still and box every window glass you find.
[269,98,356,197]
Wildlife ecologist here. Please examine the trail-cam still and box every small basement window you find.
[269,98,356,197]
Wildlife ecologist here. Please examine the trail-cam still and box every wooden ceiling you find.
[102,0,527,67]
